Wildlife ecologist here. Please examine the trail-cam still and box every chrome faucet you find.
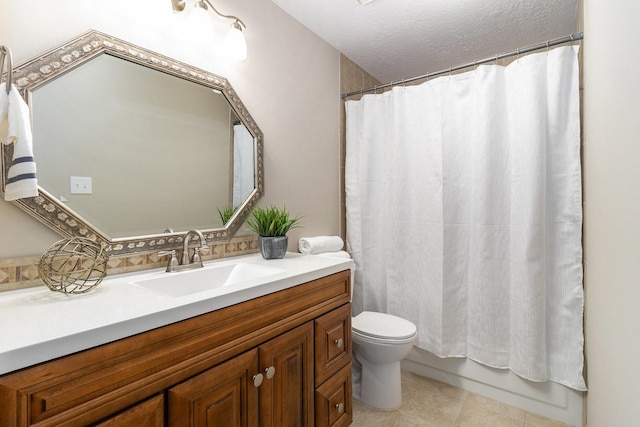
[158,229,209,272]
[181,229,209,267]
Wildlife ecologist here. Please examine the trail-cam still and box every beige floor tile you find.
[400,373,467,425]
[385,411,444,427]
[455,404,525,427]
[464,393,527,422]
[351,401,394,427]
[404,372,469,401]
[352,371,569,427]
[525,414,572,427]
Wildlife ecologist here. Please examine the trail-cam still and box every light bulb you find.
[224,21,247,61]
[189,1,213,39]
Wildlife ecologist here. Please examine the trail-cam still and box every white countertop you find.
[0,253,354,375]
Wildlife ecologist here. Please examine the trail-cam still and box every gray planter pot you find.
[258,236,288,259]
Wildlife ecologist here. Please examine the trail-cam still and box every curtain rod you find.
[341,32,583,99]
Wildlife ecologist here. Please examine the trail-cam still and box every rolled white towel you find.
[315,250,351,259]
[298,236,344,255]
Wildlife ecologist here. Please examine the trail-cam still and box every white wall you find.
[583,1,640,426]
[0,0,341,257]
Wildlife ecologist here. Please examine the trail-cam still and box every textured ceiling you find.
[271,0,579,84]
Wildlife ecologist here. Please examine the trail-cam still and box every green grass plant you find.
[246,205,301,237]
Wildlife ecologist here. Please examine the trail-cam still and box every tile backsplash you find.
[0,235,258,292]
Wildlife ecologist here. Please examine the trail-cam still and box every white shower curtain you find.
[345,46,585,391]
[233,123,255,208]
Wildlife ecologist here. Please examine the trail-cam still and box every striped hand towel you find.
[3,84,38,201]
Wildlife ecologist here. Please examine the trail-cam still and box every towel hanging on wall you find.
[1,45,38,201]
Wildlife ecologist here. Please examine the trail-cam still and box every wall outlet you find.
[70,176,92,195]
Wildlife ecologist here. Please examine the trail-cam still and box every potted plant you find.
[217,205,237,226]
[246,205,301,259]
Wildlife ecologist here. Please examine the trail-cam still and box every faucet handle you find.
[192,247,204,267]
[158,250,178,272]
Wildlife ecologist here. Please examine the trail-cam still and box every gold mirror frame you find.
[1,30,264,256]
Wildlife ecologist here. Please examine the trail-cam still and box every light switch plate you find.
[70,176,92,194]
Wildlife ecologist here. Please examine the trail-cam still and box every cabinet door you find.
[258,322,314,427]
[168,349,260,427]
[94,394,164,427]
[315,364,352,427]
[315,303,351,385]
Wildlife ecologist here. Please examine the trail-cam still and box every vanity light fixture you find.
[171,0,247,61]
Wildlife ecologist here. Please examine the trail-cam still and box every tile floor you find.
[351,371,572,427]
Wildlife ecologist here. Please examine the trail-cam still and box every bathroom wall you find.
[0,0,341,285]
[583,1,640,426]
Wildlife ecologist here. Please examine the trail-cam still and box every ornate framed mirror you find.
[1,30,263,256]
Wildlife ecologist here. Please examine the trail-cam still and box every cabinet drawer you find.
[314,363,352,427]
[94,394,164,427]
[315,303,351,384]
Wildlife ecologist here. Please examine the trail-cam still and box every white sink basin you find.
[131,262,286,297]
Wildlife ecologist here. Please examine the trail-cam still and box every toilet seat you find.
[352,311,417,344]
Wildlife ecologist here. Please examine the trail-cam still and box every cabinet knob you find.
[265,366,276,379]
[335,402,345,413]
[252,373,264,387]
[334,338,344,348]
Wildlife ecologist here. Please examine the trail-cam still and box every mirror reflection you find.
[32,54,255,238]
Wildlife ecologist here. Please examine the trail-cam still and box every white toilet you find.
[311,250,417,410]
[351,310,417,410]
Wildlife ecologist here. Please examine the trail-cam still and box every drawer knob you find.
[252,373,264,387]
[265,366,276,379]
[335,402,345,413]
[334,338,344,348]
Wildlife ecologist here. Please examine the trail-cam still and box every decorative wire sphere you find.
[39,237,109,294]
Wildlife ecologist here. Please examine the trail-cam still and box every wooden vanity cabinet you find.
[0,269,352,427]
[169,322,314,427]
[314,304,353,427]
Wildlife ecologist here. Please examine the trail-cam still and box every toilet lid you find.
[352,311,417,340]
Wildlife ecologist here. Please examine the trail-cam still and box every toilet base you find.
[356,359,403,410]
[351,311,417,411]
